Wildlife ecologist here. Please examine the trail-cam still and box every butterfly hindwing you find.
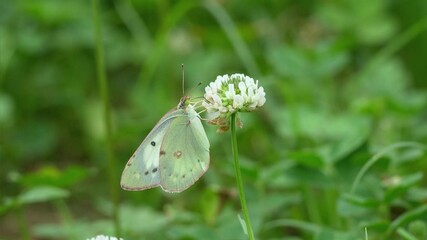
[120,110,182,191]
[159,108,210,193]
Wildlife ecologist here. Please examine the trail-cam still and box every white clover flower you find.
[86,235,123,240]
[202,73,266,132]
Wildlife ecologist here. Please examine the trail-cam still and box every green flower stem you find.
[231,113,255,240]
[91,0,121,236]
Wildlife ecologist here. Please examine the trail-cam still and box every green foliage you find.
[1,0,427,239]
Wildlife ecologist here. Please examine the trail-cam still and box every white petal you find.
[211,80,217,88]
[248,86,254,98]
[248,101,257,110]
[238,81,246,93]
[212,94,222,104]
[207,111,220,120]
[202,101,209,108]
[258,96,266,106]
[228,84,235,93]
[245,77,254,87]
[227,84,236,99]
[233,95,244,109]
[204,92,213,101]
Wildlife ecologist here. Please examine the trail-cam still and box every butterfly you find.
[120,95,210,193]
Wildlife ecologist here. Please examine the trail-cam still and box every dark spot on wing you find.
[160,150,166,156]
[168,173,172,177]
[127,163,131,166]
[144,171,149,175]
[151,141,156,146]
[197,159,200,163]
[182,174,186,178]
[190,169,193,172]
[152,167,158,173]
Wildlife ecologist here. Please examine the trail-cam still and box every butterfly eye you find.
[150,141,156,146]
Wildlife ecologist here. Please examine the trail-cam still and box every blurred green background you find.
[1,0,427,239]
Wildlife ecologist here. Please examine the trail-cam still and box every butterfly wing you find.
[159,108,210,193]
[120,110,182,191]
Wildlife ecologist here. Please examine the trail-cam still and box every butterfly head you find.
[177,96,190,109]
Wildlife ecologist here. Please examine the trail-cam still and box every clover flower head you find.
[86,235,123,240]
[202,73,266,132]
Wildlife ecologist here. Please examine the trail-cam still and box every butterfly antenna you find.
[187,81,203,96]
[181,64,185,97]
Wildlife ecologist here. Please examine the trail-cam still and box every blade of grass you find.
[114,0,153,46]
[386,205,427,237]
[363,17,427,74]
[397,227,419,240]
[203,0,261,77]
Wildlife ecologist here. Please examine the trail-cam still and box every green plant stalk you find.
[91,0,121,236]
[365,227,369,240]
[16,206,30,240]
[301,185,322,225]
[230,113,255,240]
[55,200,75,239]
[324,188,341,229]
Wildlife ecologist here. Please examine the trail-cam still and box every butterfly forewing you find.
[120,110,183,191]
[159,108,210,193]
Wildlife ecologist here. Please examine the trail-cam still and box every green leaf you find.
[19,165,89,188]
[18,186,69,205]
[314,228,354,240]
[289,151,324,169]
[383,172,423,203]
[119,204,169,236]
[337,197,374,218]
[342,193,380,208]
[408,220,427,239]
